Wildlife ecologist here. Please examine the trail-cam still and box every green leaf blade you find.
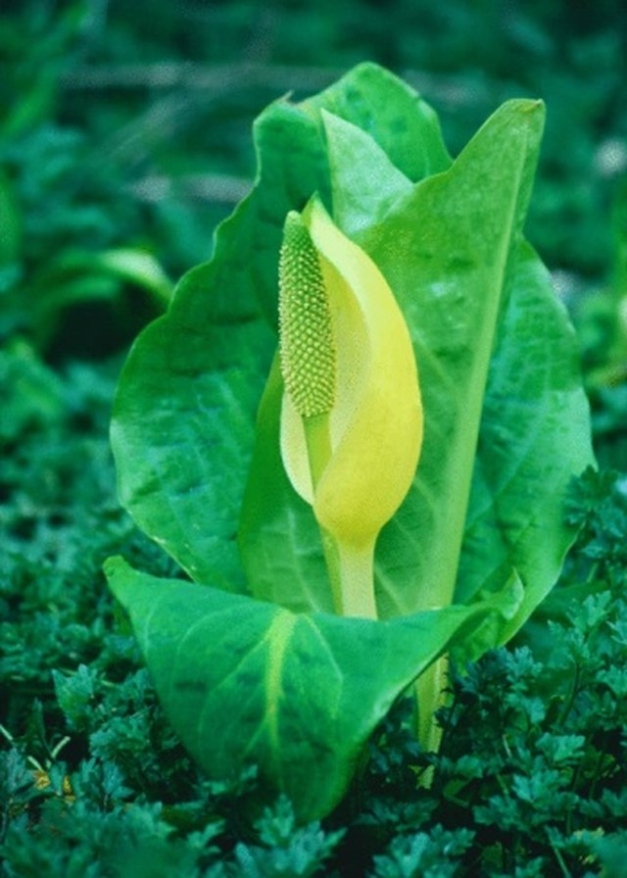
[458,241,595,637]
[371,100,593,627]
[105,556,517,821]
[304,61,451,182]
[111,297,274,590]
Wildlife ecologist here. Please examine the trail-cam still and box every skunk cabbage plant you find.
[106,63,594,821]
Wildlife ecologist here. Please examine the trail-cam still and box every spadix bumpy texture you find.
[279,213,336,419]
[278,197,423,618]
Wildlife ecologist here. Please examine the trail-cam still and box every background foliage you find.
[1,0,626,874]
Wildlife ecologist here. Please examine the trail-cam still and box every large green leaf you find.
[111,63,447,588]
[456,241,594,640]
[361,102,595,626]
[241,97,594,630]
[105,555,519,822]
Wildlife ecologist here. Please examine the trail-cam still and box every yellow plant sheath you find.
[278,197,423,616]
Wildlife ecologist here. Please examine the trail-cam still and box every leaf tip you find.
[103,555,133,603]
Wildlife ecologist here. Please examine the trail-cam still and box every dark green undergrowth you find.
[1,349,626,876]
[1,0,626,364]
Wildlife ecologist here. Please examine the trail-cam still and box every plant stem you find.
[335,538,378,619]
[414,654,448,755]
[319,524,378,620]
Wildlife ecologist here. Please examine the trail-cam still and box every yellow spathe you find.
[278,197,422,618]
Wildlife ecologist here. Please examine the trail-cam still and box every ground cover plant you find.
[1,2,627,876]
[1,359,626,876]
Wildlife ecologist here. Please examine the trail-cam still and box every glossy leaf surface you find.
[106,556,518,821]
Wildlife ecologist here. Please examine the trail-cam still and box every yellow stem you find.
[335,538,378,619]
[319,532,378,619]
